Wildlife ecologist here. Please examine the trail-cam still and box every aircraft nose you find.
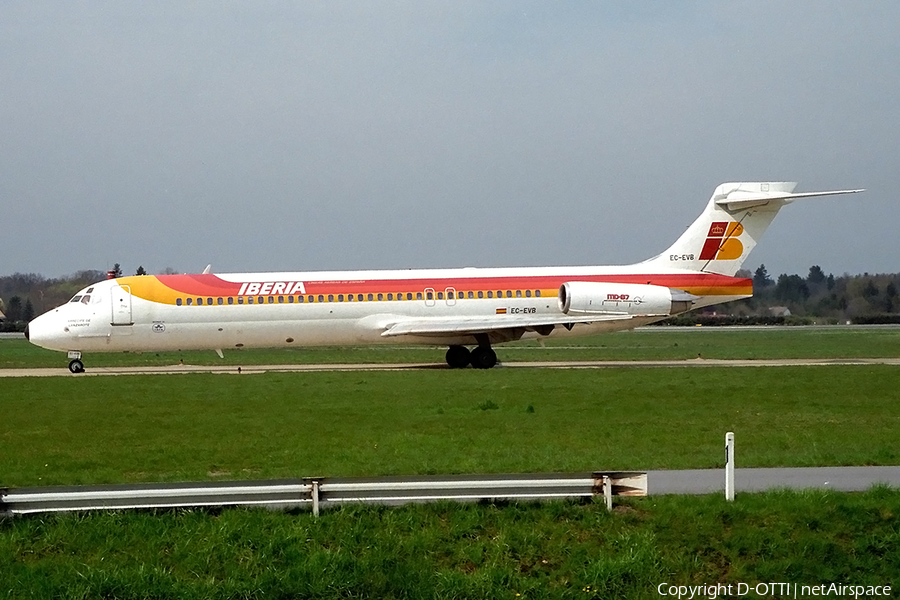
[24,311,68,351]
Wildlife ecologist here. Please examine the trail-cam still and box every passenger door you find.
[110,284,133,326]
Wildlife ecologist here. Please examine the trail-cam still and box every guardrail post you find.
[602,475,612,511]
[725,432,735,502]
[312,480,320,517]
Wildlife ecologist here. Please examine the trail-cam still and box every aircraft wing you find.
[380,313,632,338]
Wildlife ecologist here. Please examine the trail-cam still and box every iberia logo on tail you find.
[699,222,744,260]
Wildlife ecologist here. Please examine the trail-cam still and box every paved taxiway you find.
[2,357,900,377]
[650,466,900,494]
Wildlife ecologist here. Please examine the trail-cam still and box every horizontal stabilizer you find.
[715,187,864,211]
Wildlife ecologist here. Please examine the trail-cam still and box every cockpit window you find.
[86,287,94,293]
[81,295,91,304]
[70,295,83,303]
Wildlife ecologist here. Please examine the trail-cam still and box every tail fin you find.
[643,182,864,276]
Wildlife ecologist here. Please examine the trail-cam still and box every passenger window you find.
[436,292,443,300]
[468,291,474,299]
[327,294,334,302]
[187,298,193,305]
[278,296,284,304]
[238,297,244,305]
[477,291,483,299]
[337,294,343,302]
[248,297,254,304]
[176,298,183,306]
[525,290,532,298]
[228,297,234,305]
[196,298,203,305]
[535,289,541,297]
[406,293,413,300]
[516,290,522,298]
[487,291,493,299]
[367,293,373,301]
[447,291,453,300]
[506,291,512,298]
[318,295,324,303]
[268,296,274,304]
[288,296,294,303]
[416,292,422,300]
[426,291,433,300]
[377,293,383,301]
[216,297,222,305]
[298,295,304,303]
[387,293,393,301]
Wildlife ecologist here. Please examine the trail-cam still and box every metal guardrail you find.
[0,471,647,516]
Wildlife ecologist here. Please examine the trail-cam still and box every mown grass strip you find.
[2,366,897,487]
[1,489,898,599]
[3,326,900,368]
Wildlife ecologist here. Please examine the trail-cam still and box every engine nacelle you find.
[558,281,696,316]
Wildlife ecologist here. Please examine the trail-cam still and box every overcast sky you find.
[2,2,897,279]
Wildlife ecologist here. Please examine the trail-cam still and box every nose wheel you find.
[68,359,85,374]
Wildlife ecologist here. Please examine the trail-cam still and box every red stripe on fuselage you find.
[151,273,750,298]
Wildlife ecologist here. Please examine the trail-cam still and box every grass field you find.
[2,366,899,487]
[2,328,899,597]
[3,325,900,368]
[2,491,898,598]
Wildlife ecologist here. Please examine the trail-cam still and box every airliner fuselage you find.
[26,182,862,371]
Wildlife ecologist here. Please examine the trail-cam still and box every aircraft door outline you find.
[111,284,134,326]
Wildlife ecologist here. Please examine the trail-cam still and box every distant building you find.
[768,306,792,317]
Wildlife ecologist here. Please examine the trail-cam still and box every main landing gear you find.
[445,344,498,369]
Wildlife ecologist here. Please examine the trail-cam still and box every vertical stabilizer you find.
[642,182,863,276]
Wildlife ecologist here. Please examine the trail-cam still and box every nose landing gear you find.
[67,351,85,374]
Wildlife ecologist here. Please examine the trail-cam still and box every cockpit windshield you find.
[69,286,100,305]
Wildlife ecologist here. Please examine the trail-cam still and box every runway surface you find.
[2,357,900,377]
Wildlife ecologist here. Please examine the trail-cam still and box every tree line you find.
[0,265,159,332]
[2,264,899,331]
[666,264,900,326]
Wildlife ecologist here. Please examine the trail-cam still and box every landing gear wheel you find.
[68,359,85,374]
[470,347,497,370]
[445,345,471,369]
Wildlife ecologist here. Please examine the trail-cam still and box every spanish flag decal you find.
[495,308,507,314]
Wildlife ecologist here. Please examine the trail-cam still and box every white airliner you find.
[27,182,861,372]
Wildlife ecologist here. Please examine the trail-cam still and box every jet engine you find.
[558,282,696,316]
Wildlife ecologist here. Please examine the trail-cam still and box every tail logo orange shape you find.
[699,222,744,260]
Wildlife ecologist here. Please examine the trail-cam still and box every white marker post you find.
[312,480,320,517]
[603,475,612,511]
[725,432,735,502]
